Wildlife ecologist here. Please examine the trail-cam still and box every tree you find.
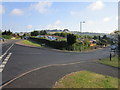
[102,35,107,40]
[67,34,76,45]
[40,30,47,35]
[7,29,12,35]
[63,29,69,32]
[114,30,120,34]
[2,30,12,35]
[53,32,68,37]
[101,39,107,46]
[2,30,7,35]
[31,31,39,36]
[93,35,98,40]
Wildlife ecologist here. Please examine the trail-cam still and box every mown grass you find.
[53,71,118,88]
[99,56,119,68]
[18,40,41,47]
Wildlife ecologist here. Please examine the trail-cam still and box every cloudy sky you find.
[0,1,118,33]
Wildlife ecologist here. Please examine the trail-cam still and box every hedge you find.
[29,37,67,49]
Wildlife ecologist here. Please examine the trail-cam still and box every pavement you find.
[1,39,119,88]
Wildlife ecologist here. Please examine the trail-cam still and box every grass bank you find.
[99,56,119,68]
[53,71,118,88]
[18,40,41,47]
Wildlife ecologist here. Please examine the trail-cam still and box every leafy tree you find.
[7,29,12,35]
[31,31,39,36]
[2,30,12,35]
[101,39,107,46]
[63,29,69,32]
[93,35,98,40]
[102,35,107,40]
[67,34,76,45]
[23,33,26,37]
[83,38,90,46]
[40,30,47,35]
[114,30,120,34]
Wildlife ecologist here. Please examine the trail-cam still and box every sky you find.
[0,1,118,33]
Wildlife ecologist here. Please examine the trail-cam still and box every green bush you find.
[29,37,67,49]
[67,34,77,45]
[29,37,91,51]
[31,31,39,36]
[2,35,12,39]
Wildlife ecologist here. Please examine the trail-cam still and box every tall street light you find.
[80,21,85,52]
[80,21,85,33]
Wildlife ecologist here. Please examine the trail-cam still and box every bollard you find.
[110,52,112,61]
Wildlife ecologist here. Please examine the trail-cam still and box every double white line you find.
[0,44,14,72]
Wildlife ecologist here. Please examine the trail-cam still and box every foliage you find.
[53,32,69,37]
[63,29,69,32]
[114,30,120,35]
[40,30,47,35]
[67,34,77,45]
[101,39,108,46]
[96,35,110,46]
[83,38,90,46]
[84,35,92,39]
[93,35,98,40]
[102,35,107,40]
[29,37,67,49]
[2,35,12,39]
[2,30,12,35]
[31,31,39,36]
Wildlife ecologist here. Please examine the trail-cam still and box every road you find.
[1,40,118,88]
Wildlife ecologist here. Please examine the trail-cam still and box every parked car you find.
[23,36,29,39]
[36,35,44,38]
[111,45,118,51]
[0,37,5,42]
[47,36,57,40]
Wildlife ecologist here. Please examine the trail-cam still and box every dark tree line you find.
[31,30,47,36]
[2,30,12,35]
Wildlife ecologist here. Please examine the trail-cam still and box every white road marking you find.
[0,44,14,61]
[0,69,3,72]
[0,53,12,72]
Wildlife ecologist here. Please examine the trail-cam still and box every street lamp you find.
[79,21,85,52]
[80,21,85,33]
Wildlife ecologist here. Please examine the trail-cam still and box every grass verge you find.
[99,56,119,68]
[53,71,118,88]
[18,40,41,47]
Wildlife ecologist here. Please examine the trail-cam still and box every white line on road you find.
[0,53,12,72]
[0,44,14,61]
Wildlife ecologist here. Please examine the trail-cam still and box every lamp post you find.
[80,21,85,33]
[79,21,85,52]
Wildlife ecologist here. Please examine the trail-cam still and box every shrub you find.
[2,35,12,39]
[31,31,39,36]
[29,37,67,49]
[67,34,77,45]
